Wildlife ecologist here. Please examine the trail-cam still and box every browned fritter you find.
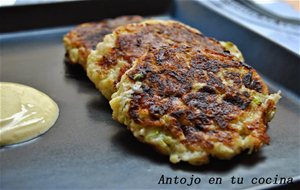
[126,48,270,143]
[63,15,143,68]
[109,29,280,165]
[87,20,231,99]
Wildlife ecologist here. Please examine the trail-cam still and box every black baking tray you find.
[1,0,299,189]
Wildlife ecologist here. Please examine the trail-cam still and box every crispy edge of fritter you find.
[64,22,107,67]
[63,15,143,68]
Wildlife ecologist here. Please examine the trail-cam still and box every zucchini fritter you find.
[63,15,143,68]
[87,20,232,99]
[110,47,280,165]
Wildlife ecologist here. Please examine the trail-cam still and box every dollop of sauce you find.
[0,82,59,146]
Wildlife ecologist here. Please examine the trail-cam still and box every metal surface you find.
[0,0,171,33]
[1,1,299,189]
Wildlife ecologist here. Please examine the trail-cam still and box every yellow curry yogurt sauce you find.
[0,82,59,146]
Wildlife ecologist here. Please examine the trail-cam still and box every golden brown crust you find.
[63,15,143,67]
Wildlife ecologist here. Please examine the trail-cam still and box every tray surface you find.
[1,2,300,190]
